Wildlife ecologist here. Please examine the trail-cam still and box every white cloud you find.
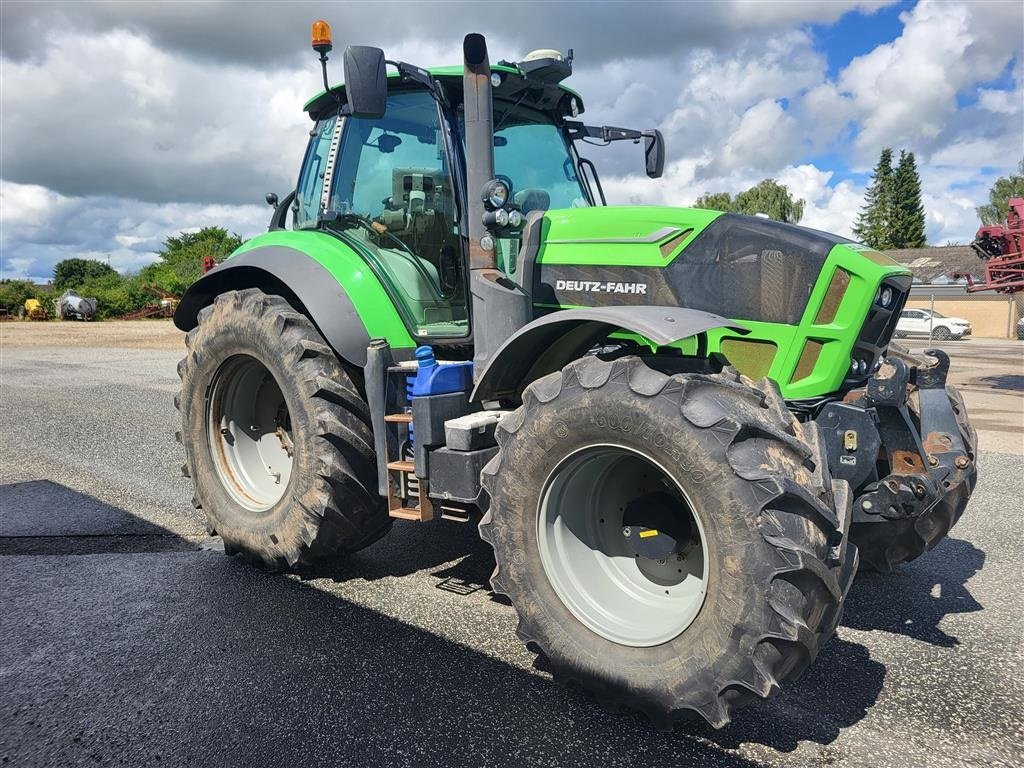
[837,0,1022,160]
[716,99,802,174]
[0,0,1021,277]
[0,181,267,282]
[777,165,866,238]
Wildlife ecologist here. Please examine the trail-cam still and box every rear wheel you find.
[176,288,390,568]
[480,356,857,728]
[932,326,951,340]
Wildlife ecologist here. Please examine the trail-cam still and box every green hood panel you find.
[537,206,724,267]
[232,231,415,349]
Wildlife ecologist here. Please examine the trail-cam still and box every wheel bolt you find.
[954,456,970,469]
[622,527,632,537]
[927,454,938,466]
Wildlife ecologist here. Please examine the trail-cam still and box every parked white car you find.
[895,309,972,340]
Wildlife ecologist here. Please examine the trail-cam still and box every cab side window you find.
[294,115,338,228]
[329,90,467,338]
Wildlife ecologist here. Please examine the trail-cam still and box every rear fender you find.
[174,246,372,366]
[470,305,749,403]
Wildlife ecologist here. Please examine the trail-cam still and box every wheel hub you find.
[537,445,709,647]
[207,355,293,512]
[621,491,694,560]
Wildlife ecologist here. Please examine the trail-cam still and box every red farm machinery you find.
[964,197,1024,294]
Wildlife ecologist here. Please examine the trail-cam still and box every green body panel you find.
[530,206,910,399]
[231,230,416,350]
[536,206,723,266]
[721,243,908,399]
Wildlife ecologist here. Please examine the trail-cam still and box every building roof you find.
[883,245,981,282]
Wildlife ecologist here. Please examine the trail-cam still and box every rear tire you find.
[479,356,856,728]
[176,289,390,568]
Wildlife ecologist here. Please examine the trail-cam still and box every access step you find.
[389,506,432,522]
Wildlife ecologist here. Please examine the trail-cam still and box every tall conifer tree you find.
[891,150,926,248]
[853,148,895,249]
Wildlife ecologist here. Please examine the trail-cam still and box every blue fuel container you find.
[406,346,474,446]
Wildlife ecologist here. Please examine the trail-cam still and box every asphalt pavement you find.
[1,337,1022,767]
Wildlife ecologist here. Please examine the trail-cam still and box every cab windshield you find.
[459,101,590,273]
[492,103,591,212]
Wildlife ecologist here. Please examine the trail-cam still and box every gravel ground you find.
[1,331,1022,768]
[0,319,183,349]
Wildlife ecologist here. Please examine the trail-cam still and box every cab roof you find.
[303,62,583,121]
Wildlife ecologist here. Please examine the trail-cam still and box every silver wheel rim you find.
[537,444,709,647]
[207,355,294,512]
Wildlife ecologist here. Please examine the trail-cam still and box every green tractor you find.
[174,23,978,727]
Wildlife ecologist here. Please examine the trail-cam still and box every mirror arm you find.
[565,121,643,143]
[385,59,449,108]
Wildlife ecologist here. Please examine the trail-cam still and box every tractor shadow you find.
[296,514,498,587]
[842,536,985,648]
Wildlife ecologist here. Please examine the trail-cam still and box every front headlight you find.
[481,178,510,210]
[878,285,894,308]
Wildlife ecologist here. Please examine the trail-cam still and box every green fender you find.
[174,230,415,366]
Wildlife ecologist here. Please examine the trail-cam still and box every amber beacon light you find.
[311,20,332,54]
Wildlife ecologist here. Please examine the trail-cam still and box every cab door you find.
[328,89,468,339]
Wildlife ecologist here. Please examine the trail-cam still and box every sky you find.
[1,0,1021,282]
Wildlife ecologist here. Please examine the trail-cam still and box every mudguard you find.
[174,245,373,366]
[471,305,749,403]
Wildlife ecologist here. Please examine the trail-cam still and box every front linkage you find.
[817,347,978,571]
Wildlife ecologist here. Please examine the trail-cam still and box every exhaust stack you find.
[462,33,496,272]
[462,33,532,380]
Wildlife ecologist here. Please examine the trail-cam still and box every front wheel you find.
[176,289,391,568]
[932,326,952,340]
[480,357,856,728]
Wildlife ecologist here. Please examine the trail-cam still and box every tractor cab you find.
[285,43,658,342]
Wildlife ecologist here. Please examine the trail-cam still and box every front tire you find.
[932,326,952,340]
[480,357,856,728]
[176,289,390,568]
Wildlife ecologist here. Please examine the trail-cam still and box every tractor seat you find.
[514,188,551,216]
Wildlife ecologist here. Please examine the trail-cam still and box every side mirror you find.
[644,129,665,179]
[265,192,278,207]
[343,46,387,119]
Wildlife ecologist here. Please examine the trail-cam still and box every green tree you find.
[77,272,150,319]
[693,180,805,224]
[693,192,735,212]
[139,227,244,295]
[733,179,805,223]
[0,279,39,314]
[890,150,926,248]
[852,148,895,250]
[52,258,117,291]
[976,158,1024,225]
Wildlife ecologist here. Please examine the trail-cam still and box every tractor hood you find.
[531,205,878,327]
